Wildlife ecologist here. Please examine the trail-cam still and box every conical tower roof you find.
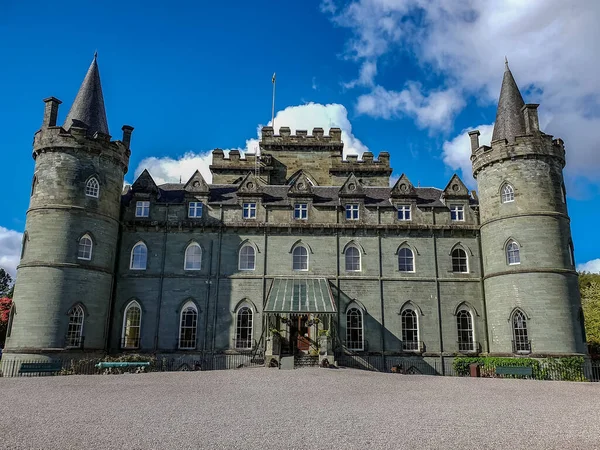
[63,52,109,135]
[491,58,525,142]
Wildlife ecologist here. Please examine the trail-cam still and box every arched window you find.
[66,304,85,348]
[77,234,93,260]
[179,301,198,350]
[401,309,419,351]
[184,243,202,271]
[346,308,363,351]
[345,246,361,272]
[457,310,474,352]
[130,242,147,270]
[239,245,256,271]
[501,184,514,203]
[506,240,520,265]
[512,310,530,353]
[292,245,308,271]
[122,301,142,349]
[452,248,468,273]
[235,306,253,349]
[85,177,100,198]
[398,247,415,272]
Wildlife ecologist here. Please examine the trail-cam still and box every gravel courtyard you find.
[1,368,600,450]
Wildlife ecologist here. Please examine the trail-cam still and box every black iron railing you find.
[121,337,140,350]
[512,339,532,353]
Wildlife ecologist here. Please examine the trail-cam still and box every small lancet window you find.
[31,175,37,197]
[78,234,93,260]
[345,246,361,272]
[179,302,198,350]
[501,184,514,203]
[85,177,100,198]
[506,240,520,265]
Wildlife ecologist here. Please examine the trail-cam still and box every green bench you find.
[19,361,63,375]
[495,366,533,377]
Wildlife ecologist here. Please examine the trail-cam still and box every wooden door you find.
[297,315,310,351]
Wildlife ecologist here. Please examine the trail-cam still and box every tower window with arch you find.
[506,240,520,265]
[292,245,309,271]
[401,309,419,351]
[184,243,202,271]
[66,304,85,348]
[345,246,361,272]
[77,234,93,261]
[122,301,142,349]
[85,177,100,198]
[452,248,468,273]
[130,242,147,270]
[398,247,415,272]
[239,245,256,271]
[179,301,198,350]
[457,310,475,352]
[235,306,253,350]
[501,184,514,203]
[512,310,531,353]
[346,308,364,351]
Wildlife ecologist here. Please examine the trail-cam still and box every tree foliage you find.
[0,296,12,348]
[0,268,12,298]
[580,273,600,356]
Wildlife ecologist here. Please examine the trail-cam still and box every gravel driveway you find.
[1,368,599,449]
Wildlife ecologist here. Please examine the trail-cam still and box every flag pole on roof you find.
[271,72,276,132]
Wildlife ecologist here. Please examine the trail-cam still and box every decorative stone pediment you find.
[390,173,417,198]
[184,170,209,193]
[131,169,158,193]
[236,172,264,196]
[443,174,470,199]
[339,173,365,197]
[288,170,315,197]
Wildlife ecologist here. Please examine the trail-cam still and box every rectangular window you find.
[135,201,150,218]
[450,204,464,221]
[345,203,359,220]
[397,205,411,221]
[294,203,308,220]
[188,201,203,218]
[243,203,257,219]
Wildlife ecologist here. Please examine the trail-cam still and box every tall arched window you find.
[235,306,253,349]
[85,177,100,198]
[239,245,256,271]
[345,246,361,272]
[77,234,93,260]
[346,308,363,351]
[398,247,415,272]
[179,301,198,350]
[501,184,514,203]
[401,309,419,351]
[506,240,520,265]
[130,242,147,270]
[184,243,202,271]
[457,310,474,352]
[452,248,468,273]
[122,301,142,349]
[292,245,308,271]
[512,310,530,353]
[66,304,85,348]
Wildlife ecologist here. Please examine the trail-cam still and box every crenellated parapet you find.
[260,126,343,151]
[330,151,392,186]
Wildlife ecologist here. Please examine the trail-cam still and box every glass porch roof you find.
[264,278,336,314]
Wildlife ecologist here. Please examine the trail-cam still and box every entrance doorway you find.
[296,315,310,353]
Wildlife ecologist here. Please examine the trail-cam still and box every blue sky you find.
[1,0,599,276]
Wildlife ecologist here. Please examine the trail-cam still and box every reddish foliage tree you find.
[0,296,12,324]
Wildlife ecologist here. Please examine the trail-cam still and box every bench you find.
[19,361,62,375]
[95,361,151,369]
[495,366,533,377]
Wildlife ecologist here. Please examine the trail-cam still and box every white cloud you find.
[0,227,23,280]
[442,124,494,188]
[134,103,369,185]
[577,259,600,274]
[323,0,600,190]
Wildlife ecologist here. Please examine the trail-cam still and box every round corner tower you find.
[3,55,133,364]
[471,61,586,356]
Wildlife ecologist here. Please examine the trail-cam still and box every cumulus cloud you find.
[323,0,600,190]
[134,103,369,185]
[577,259,600,274]
[0,226,23,279]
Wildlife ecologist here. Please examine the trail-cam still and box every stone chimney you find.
[43,97,62,127]
[468,130,480,153]
[522,104,540,134]
[121,125,134,149]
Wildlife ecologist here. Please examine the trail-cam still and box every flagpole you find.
[271,72,276,132]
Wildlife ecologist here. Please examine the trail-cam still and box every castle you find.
[1,55,587,372]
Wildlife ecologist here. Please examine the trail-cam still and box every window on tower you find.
[77,234,93,261]
[501,184,514,203]
[85,177,100,198]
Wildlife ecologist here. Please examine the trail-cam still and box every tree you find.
[0,268,12,298]
[581,279,600,356]
[0,296,12,348]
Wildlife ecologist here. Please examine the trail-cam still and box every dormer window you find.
[294,203,308,220]
[85,177,100,198]
[188,202,203,218]
[243,202,257,219]
[397,205,411,221]
[135,201,150,218]
[450,205,464,221]
[345,203,359,220]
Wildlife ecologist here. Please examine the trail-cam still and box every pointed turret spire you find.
[63,52,109,136]
[491,58,525,142]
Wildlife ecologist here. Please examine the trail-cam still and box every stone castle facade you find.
[2,56,587,370]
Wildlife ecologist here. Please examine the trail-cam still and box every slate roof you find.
[491,60,526,143]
